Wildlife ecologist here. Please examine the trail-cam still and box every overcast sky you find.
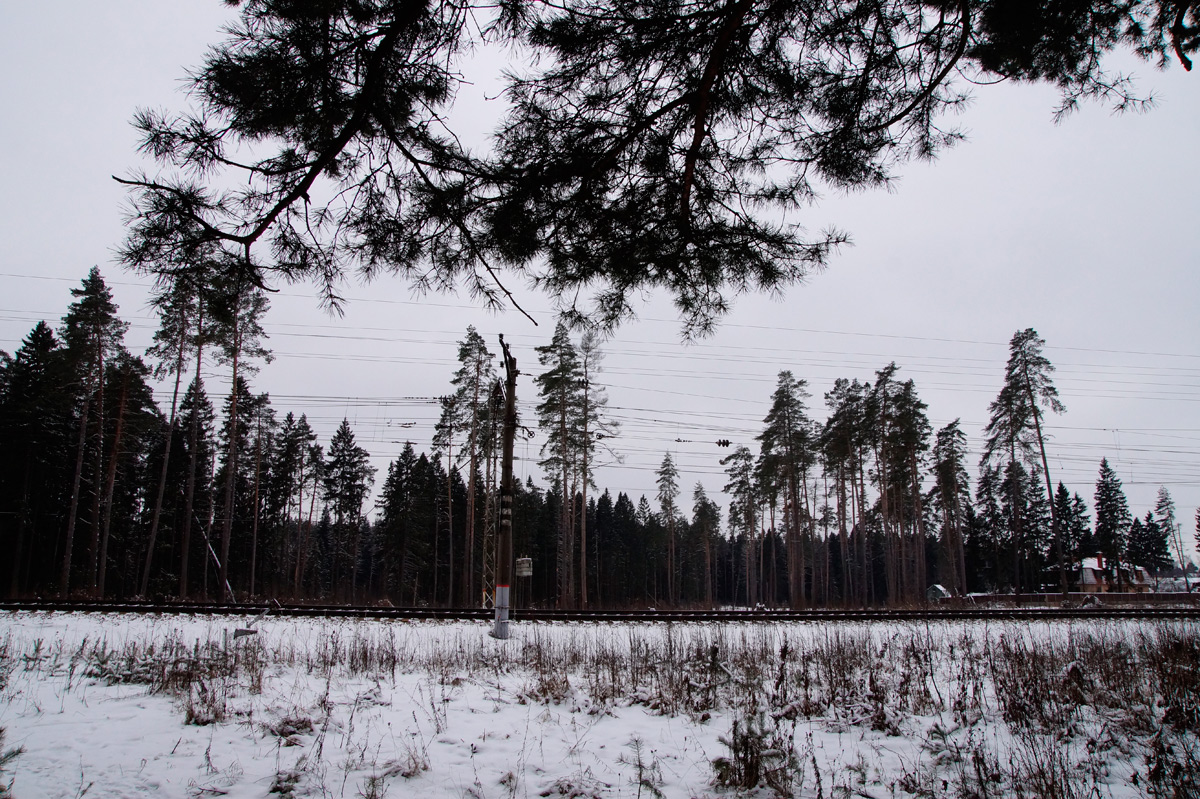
[2,2,1198,553]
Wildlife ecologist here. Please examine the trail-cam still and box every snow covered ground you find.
[1,612,1197,798]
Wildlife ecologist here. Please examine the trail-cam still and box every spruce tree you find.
[0,322,73,596]
[656,453,681,605]
[1126,516,1148,572]
[58,267,129,595]
[323,419,376,601]
[1053,482,1093,580]
[379,443,421,602]
[1128,511,1172,575]
[971,466,1006,592]
[1094,458,1132,589]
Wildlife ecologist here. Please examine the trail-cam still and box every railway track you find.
[3,599,1200,622]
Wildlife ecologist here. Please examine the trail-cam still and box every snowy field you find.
[1,612,1197,798]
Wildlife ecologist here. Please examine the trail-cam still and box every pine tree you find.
[873,372,931,603]
[692,483,721,607]
[213,376,270,597]
[998,461,1051,593]
[982,329,1066,596]
[758,371,813,607]
[1194,508,1200,576]
[210,272,271,599]
[177,377,216,598]
[120,2,1196,334]
[722,445,758,606]
[931,421,971,596]
[294,432,326,596]
[535,322,585,606]
[575,330,617,607]
[441,327,495,606]
[1094,458,1132,589]
[95,352,161,597]
[1154,487,1188,590]
[821,378,871,605]
[140,270,212,596]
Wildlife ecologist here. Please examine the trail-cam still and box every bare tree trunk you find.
[292,451,306,595]
[1022,360,1067,599]
[60,389,93,596]
[97,364,132,597]
[908,450,928,603]
[446,444,454,605]
[143,308,189,596]
[86,343,107,594]
[202,450,217,600]
[180,306,206,598]
[580,381,590,608]
[703,525,712,606]
[218,328,241,601]
[249,419,263,597]
[9,470,28,597]
[465,362,481,605]
[296,464,320,596]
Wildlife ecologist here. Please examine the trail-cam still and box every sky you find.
[2,2,1198,553]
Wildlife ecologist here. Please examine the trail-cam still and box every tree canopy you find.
[118,0,1197,333]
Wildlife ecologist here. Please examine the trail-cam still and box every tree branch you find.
[863,0,971,134]
[681,0,755,217]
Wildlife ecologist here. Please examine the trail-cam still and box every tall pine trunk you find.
[218,326,241,601]
[97,364,132,597]
[249,421,263,597]
[180,306,206,599]
[580,379,590,608]
[60,390,93,595]
[143,302,190,596]
[86,339,107,594]
[464,362,481,605]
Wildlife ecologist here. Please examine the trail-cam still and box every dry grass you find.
[3,618,1198,797]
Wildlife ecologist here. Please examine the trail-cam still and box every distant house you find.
[1078,557,1152,593]
[1079,558,1106,592]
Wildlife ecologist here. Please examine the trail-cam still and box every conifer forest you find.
[1,268,1192,608]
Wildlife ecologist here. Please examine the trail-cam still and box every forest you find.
[1,268,1194,608]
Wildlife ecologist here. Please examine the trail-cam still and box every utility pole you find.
[492,336,518,639]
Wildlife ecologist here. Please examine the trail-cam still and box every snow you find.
[1,612,1196,798]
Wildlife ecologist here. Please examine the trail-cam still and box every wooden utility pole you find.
[492,336,518,639]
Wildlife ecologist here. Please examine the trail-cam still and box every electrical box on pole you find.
[491,336,518,640]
